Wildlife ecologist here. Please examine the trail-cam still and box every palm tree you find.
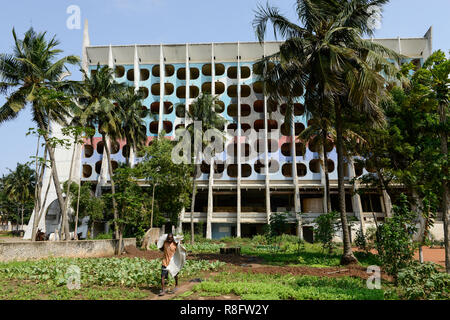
[253,0,401,264]
[299,116,334,213]
[114,87,148,167]
[76,65,128,240]
[0,28,79,240]
[186,93,227,243]
[3,163,36,230]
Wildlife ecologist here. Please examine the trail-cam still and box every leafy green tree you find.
[376,194,417,281]
[103,166,148,254]
[1,163,36,229]
[412,51,449,272]
[314,211,340,254]
[138,136,192,231]
[253,0,401,264]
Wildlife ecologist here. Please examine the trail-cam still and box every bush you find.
[314,211,340,254]
[355,228,367,252]
[375,194,417,280]
[386,262,450,300]
[95,232,113,240]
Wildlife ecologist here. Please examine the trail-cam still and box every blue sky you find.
[0,0,448,175]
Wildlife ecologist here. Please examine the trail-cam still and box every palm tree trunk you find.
[31,138,46,241]
[74,181,81,240]
[102,134,120,241]
[322,131,331,212]
[438,102,449,273]
[150,183,155,228]
[190,165,197,244]
[335,102,357,265]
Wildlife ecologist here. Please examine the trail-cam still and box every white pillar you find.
[349,158,365,233]
[319,149,328,213]
[263,43,272,225]
[129,45,140,167]
[236,42,242,238]
[158,44,165,134]
[290,115,302,239]
[206,43,215,239]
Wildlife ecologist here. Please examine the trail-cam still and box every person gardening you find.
[157,233,185,296]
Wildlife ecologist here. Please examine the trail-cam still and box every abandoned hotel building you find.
[25,23,442,241]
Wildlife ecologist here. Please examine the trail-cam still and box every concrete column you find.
[319,149,328,213]
[236,42,242,238]
[290,115,303,239]
[206,43,215,239]
[177,207,184,234]
[263,43,271,224]
[348,158,365,233]
[158,44,165,134]
[129,44,140,167]
[184,44,190,121]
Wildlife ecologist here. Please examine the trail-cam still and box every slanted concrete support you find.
[236,42,242,238]
[290,117,302,239]
[263,43,271,225]
[349,158,365,233]
[206,43,215,239]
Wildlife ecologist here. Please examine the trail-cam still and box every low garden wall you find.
[0,238,136,262]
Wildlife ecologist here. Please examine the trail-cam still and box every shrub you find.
[375,194,417,280]
[95,232,113,240]
[386,262,450,300]
[355,228,367,252]
[314,211,340,254]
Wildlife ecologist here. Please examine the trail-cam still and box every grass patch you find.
[193,272,385,300]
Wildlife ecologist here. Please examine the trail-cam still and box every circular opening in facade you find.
[140,68,150,81]
[176,86,199,99]
[115,66,125,78]
[152,65,175,77]
[202,63,225,76]
[122,144,130,158]
[84,145,93,158]
[149,121,159,134]
[254,119,278,132]
[97,141,104,154]
[82,164,92,178]
[95,161,102,174]
[176,104,185,117]
[177,67,200,80]
[127,69,135,81]
[227,104,251,117]
[280,103,305,116]
[110,141,120,154]
[309,159,321,173]
[162,121,173,134]
[215,101,225,113]
[138,87,149,99]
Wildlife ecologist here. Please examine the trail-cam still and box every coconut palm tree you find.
[2,163,36,230]
[114,87,148,167]
[76,65,128,240]
[0,28,79,239]
[186,93,227,243]
[253,0,402,264]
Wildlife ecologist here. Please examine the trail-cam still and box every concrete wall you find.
[0,238,136,262]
